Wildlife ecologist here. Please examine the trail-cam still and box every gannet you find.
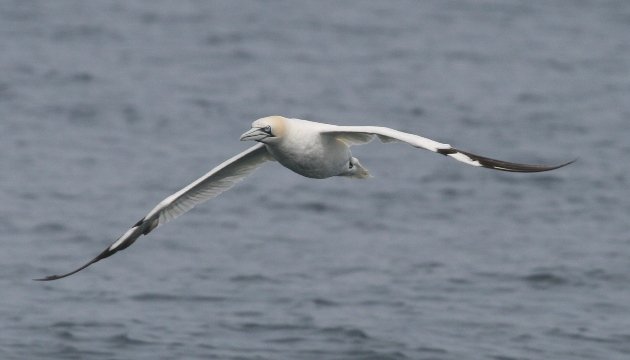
[36,116,573,280]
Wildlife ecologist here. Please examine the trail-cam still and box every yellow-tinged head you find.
[240,116,288,143]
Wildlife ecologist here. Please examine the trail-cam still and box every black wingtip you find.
[33,274,67,281]
[554,158,578,170]
[33,247,116,281]
[457,148,576,173]
[33,219,150,282]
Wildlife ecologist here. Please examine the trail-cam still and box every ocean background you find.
[2,1,630,359]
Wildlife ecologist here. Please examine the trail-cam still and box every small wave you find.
[205,31,245,46]
[494,173,566,186]
[52,24,122,42]
[416,346,448,355]
[443,49,492,64]
[301,348,409,360]
[231,310,264,318]
[490,355,521,360]
[121,104,142,124]
[522,272,568,288]
[107,333,152,346]
[413,261,444,273]
[50,190,79,200]
[584,268,628,283]
[51,321,124,329]
[297,201,338,213]
[235,322,310,333]
[349,349,409,360]
[0,81,14,101]
[326,266,374,278]
[320,326,371,342]
[517,92,547,104]
[229,274,277,283]
[548,327,626,345]
[42,70,96,85]
[67,103,99,123]
[311,297,339,307]
[54,330,74,340]
[266,336,305,344]
[33,222,67,233]
[130,293,227,303]
[269,200,341,213]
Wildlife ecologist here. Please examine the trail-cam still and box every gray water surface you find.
[2,1,630,359]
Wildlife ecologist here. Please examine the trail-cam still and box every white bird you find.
[36,116,573,280]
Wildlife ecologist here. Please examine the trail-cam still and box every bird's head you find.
[240,116,287,144]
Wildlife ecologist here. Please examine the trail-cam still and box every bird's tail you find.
[347,157,371,179]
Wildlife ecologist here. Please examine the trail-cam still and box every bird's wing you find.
[35,143,273,281]
[321,125,574,172]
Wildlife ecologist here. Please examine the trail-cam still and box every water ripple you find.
[229,274,278,283]
[106,333,152,346]
[320,326,371,342]
[130,293,227,303]
[521,272,569,289]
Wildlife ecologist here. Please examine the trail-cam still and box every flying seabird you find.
[36,116,573,280]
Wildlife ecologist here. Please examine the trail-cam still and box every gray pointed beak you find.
[240,127,269,141]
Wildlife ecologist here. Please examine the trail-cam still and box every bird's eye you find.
[264,125,272,134]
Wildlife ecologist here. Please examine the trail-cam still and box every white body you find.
[261,118,355,178]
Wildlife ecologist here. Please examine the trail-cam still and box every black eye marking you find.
[263,125,272,134]
[348,161,354,169]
